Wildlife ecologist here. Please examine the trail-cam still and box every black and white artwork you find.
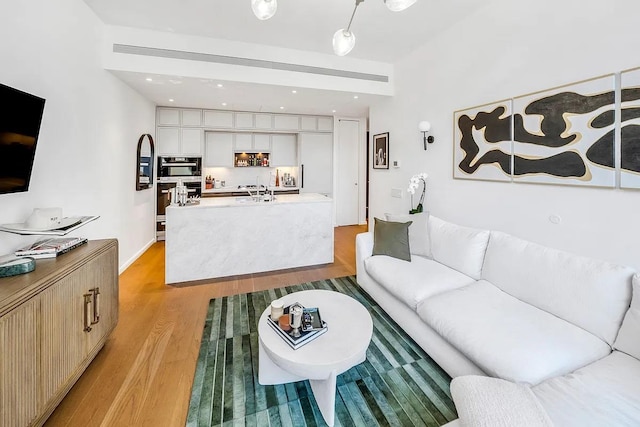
[512,75,616,187]
[454,100,512,182]
[373,132,389,169]
[621,67,640,189]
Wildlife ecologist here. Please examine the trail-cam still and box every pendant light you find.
[384,0,417,12]
[251,0,277,20]
[332,0,363,56]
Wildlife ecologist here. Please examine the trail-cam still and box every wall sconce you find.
[419,121,434,150]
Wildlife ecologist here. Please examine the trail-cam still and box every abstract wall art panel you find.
[620,67,640,189]
[512,75,616,187]
[453,100,512,182]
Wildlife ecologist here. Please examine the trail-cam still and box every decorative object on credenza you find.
[418,121,435,150]
[373,132,389,169]
[512,75,616,187]
[454,99,513,182]
[407,172,428,214]
[136,133,155,191]
[621,67,640,189]
[250,0,416,56]
[0,256,35,278]
[0,210,99,236]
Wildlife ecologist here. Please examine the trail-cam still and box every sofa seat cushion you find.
[417,280,611,385]
[482,231,635,345]
[533,351,640,427]
[363,255,476,310]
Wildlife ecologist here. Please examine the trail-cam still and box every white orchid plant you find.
[407,172,428,214]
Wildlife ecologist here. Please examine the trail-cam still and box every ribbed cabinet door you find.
[40,261,94,406]
[86,245,118,350]
[0,299,39,427]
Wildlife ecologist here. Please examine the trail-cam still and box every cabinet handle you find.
[91,287,100,325]
[301,164,304,189]
[83,293,93,332]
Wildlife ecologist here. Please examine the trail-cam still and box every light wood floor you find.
[45,225,367,427]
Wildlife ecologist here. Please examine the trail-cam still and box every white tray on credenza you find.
[0,215,99,236]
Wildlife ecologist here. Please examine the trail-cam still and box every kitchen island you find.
[165,193,333,284]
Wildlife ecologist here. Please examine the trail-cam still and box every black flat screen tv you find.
[0,83,46,194]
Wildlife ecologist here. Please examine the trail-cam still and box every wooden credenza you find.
[0,239,118,427]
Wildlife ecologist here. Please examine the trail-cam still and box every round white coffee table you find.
[258,289,373,427]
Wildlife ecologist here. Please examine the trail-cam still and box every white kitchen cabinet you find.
[181,109,202,127]
[273,115,300,131]
[255,114,272,129]
[301,116,317,131]
[157,108,180,126]
[234,133,253,151]
[270,134,298,166]
[299,133,333,195]
[235,113,254,129]
[156,127,203,155]
[318,117,333,132]
[204,110,234,128]
[253,134,271,151]
[233,133,271,152]
[156,127,180,154]
[205,132,234,167]
[181,128,203,154]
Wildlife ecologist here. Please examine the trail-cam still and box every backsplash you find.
[203,166,299,188]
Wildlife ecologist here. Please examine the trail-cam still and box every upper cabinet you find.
[181,110,202,127]
[205,132,234,167]
[270,134,298,167]
[234,112,254,129]
[157,108,180,126]
[273,115,300,131]
[156,127,203,155]
[255,114,273,130]
[204,111,234,128]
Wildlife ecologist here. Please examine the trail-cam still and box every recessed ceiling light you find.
[217,83,223,88]
[353,95,359,99]
[292,90,297,94]
[146,77,153,82]
[222,102,227,106]
[169,98,174,102]
[280,106,285,110]
[332,110,337,113]
[168,79,182,85]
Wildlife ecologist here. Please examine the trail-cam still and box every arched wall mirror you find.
[136,133,155,191]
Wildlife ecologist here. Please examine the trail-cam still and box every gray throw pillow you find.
[372,217,412,262]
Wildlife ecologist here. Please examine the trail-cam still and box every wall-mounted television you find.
[0,83,46,194]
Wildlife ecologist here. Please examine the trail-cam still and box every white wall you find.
[369,0,640,270]
[0,0,156,270]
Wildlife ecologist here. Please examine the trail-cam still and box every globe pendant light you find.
[332,29,356,56]
[251,0,277,20]
[332,0,362,56]
[384,0,417,12]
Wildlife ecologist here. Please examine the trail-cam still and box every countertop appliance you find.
[156,156,202,240]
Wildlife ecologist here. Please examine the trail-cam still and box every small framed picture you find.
[373,132,389,169]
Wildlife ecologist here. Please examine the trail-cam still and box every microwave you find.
[157,157,202,181]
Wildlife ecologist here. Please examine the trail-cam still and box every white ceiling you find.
[111,70,378,116]
[85,0,482,115]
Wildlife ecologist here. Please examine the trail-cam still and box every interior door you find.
[336,119,360,225]
[299,133,333,195]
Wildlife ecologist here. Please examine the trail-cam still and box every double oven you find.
[156,156,202,240]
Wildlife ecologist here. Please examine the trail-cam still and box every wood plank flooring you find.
[44,225,367,427]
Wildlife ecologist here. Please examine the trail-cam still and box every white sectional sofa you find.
[356,213,640,426]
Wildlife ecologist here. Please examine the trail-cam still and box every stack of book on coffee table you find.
[267,304,328,350]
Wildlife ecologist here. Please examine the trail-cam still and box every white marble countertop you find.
[168,193,331,209]
[202,186,299,194]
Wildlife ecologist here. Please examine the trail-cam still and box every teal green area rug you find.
[187,276,457,427]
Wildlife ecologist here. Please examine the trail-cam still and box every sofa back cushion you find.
[428,216,490,280]
[386,212,431,258]
[614,274,640,360]
[482,231,635,345]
